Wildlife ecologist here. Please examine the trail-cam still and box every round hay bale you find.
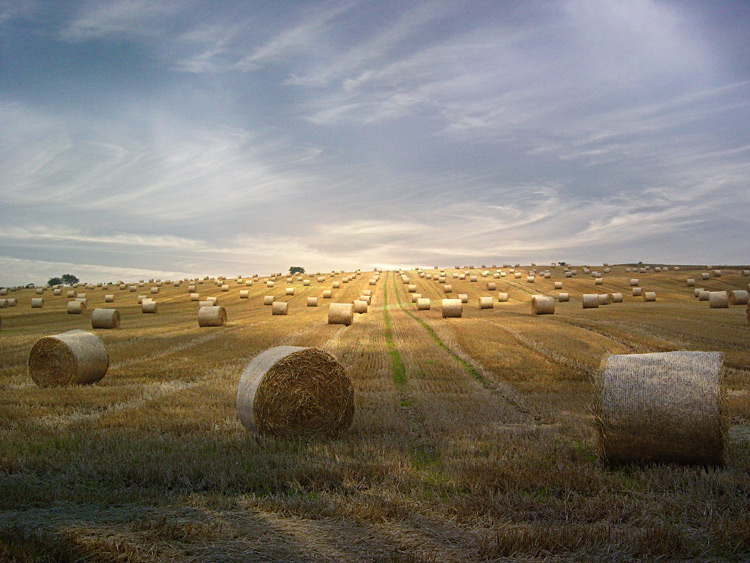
[307,297,318,307]
[411,293,421,303]
[526,276,535,283]
[698,290,710,301]
[360,295,372,305]
[709,291,728,308]
[66,291,77,299]
[417,298,431,310]
[150,287,159,294]
[595,278,603,285]
[554,282,563,290]
[687,279,696,287]
[272,302,288,315]
[67,300,86,314]
[582,294,599,309]
[7,298,16,307]
[598,294,612,305]
[478,296,494,309]
[28,330,109,387]
[497,292,509,303]
[198,305,227,326]
[31,298,44,308]
[322,290,332,299]
[303,279,311,286]
[486,282,496,291]
[353,300,368,314]
[470,275,478,282]
[266,281,274,288]
[443,284,453,293]
[594,351,725,466]
[263,295,274,305]
[442,299,462,318]
[729,290,749,305]
[240,290,249,299]
[408,284,417,293]
[286,288,294,296]
[53,288,61,296]
[190,293,201,301]
[630,279,639,287]
[104,294,115,303]
[611,292,623,303]
[643,291,656,302]
[328,303,353,325]
[236,346,354,438]
[713,270,722,277]
[91,308,120,329]
[557,292,570,302]
[702,272,710,280]
[332,281,341,289]
[142,301,158,313]
[632,287,643,297]
[531,295,555,315]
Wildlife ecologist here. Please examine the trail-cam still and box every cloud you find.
[60,0,182,42]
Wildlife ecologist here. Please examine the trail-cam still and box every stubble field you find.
[1,265,749,562]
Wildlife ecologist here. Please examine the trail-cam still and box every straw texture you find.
[28,330,109,387]
[91,308,120,329]
[442,299,463,318]
[531,295,555,315]
[198,305,227,327]
[328,303,353,325]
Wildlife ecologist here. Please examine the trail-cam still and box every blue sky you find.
[1,0,749,284]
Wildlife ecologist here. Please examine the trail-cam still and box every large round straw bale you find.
[104,294,114,303]
[713,270,722,277]
[486,282,496,290]
[408,284,417,293]
[31,298,44,308]
[611,292,623,303]
[328,303,353,325]
[531,295,555,315]
[240,290,249,299]
[728,290,749,305]
[698,290,710,301]
[443,284,453,293]
[28,330,109,387]
[582,294,599,309]
[630,279,639,287]
[632,287,643,297]
[702,272,710,280]
[7,298,16,307]
[142,301,158,313]
[687,279,696,287]
[221,284,229,292]
[417,298,431,310]
[595,278,603,285]
[266,281,274,288]
[458,293,468,303]
[150,287,159,294]
[236,346,354,438]
[554,282,563,290]
[514,272,522,279]
[53,288,61,296]
[643,292,656,302]
[272,302,288,315]
[91,308,120,329]
[303,279,311,286]
[322,290,332,299]
[410,293,421,304]
[307,297,318,307]
[470,275,478,282]
[67,300,86,314]
[66,291,77,299]
[353,300,368,314]
[263,295,274,305]
[497,292,509,302]
[332,281,341,289]
[286,287,295,296]
[478,296,494,309]
[557,292,570,302]
[598,294,612,305]
[527,276,535,283]
[594,351,725,465]
[442,299,463,318]
[198,305,227,326]
[0,288,7,296]
[694,288,703,297]
[709,291,728,308]
[190,293,201,301]
[362,290,372,297]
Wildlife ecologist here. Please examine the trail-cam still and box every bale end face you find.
[531,295,555,315]
[28,330,109,387]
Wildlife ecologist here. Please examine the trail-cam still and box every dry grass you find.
[1,266,749,561]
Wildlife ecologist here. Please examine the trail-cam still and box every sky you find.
[1,0,749,284]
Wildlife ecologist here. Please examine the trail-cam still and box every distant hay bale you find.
[526,276,535,283]
[332,281,341,289]
[713,270,722,277]
[318,276,326,282]
[240,290,249,299]
[411,293,421,304]
[417,298,430,310]
[53,288,61,296]
[142,301,158,313]
[478,296,494,309]
[353,300,368,314]
[687,279,696,287]
[709,291,728,308]
[272,302,288,315]
[198,300,215,308]
[91,308,120,329]
[497,292,509,302]
[728,290,749,305]
[31,298,44,308]
[408,284,416,293]
[66,291,77,299]
[594,351,725,466]
[442,299,463,318]
[322,290,332,299]
[611,292,623,303]
[458,293,468,303]
[104,294,114,303]
[557,293,569,302]
[328,303,353,325]
[630,279,639,287]
[236,346,354,438]
[67,300,86,314]
[188,285,196,292]
[514,272,522,279]
[150,287,159,295]
[263,295,274,305]
[582,294,599,309]
[191,293,201,301]
[286,288,295,296]
[303,279,310,286]
[643,292,656,302]
[694,288,703,297]
[206,296,218,304]
[554,282,563,290]
[632,287,643,297]
[698,290,710,301]
[443,284,453,293]
[307,297,318,307]
[531,295,555,315]
[487,282,496,290]
[266,281,274,288]
[198,305,227,327]
[28,330,109,387]
[702,273,710,280]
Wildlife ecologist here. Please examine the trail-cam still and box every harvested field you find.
[1,265,749,562]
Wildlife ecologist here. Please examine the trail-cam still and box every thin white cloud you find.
[60,0,182,42]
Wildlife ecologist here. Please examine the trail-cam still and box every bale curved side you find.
[91,308,120,329]
[328,303,353,325]
[28,330,109,387]
[531,295,555,315]
[198,305,227,327]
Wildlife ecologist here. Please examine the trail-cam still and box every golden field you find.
[1,265,749,562]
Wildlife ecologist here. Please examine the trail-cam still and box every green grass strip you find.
[383,273,406,388]
[390,274,492,388]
